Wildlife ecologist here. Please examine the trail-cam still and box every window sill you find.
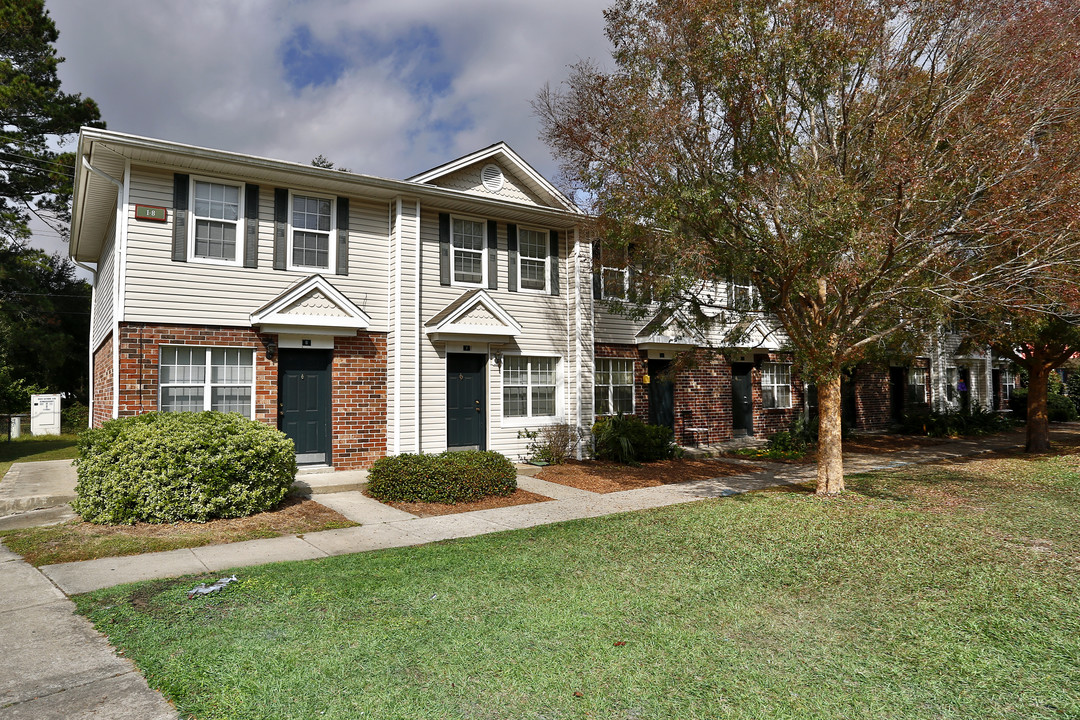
[500,415,563,429]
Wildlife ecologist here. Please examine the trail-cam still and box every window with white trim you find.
[191,179,241,263]
[908,366,928,404]
[599,244,628,300]
[159,347,254,418]
[452,216,485,285]
[518,227,548,292]
[761,363,792,409]
[503,356,557,419]
[1002,368,1015,402]
[727,276,757,310]
[595,358,634,415]
[290,193,334,269]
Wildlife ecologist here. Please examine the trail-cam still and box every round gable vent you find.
[481,163,504,192]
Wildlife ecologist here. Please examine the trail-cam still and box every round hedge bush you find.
[72,412,297,524]
[367,450,516,504]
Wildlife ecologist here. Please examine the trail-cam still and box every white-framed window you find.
[908,366,928,404]
[452,216,486,286]
[503,355,558,420]
[289,192,335,270]
[946,367,958,402]
[1002,369,1015,403]
[190,178,243,265]
[728,276,756,310]
[599,244,628,300]
[595,358,634,415]
[761,362,792,409]
[159,347,255,418]
[518,227,549,292]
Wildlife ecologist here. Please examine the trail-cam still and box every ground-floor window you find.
[1002,368,1015,403]
[908,366,928,404]
[595,358,634,415]
[761,362,792,409]
[159,346,254,418]
[503,356,558,419]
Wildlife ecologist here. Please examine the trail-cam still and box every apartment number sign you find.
[134,205,167,222]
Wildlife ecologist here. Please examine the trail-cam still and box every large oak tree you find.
[538,0,1080,493]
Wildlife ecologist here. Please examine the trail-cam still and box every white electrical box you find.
[30,394,62,436]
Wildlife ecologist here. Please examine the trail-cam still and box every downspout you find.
[81,155,125,420]
[72,258,97,427]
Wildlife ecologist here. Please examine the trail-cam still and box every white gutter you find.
[72,259,97,427]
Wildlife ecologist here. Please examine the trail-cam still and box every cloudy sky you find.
[37,0,614,258]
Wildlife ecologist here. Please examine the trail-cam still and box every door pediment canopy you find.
[425,289,522,342]
[250,274,371,336]
[636,308,701,352]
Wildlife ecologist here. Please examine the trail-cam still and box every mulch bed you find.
[537,458,758,494]
[381,488,552,518]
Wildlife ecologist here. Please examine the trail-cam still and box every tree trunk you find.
[1026,364,1051,453]
[815,375,845,494]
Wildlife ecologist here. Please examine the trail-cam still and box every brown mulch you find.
[382,488,552,518]
[537,458,758,494]
[841,434,953,454]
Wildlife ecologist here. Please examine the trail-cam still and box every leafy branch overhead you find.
[538,0,1080,493]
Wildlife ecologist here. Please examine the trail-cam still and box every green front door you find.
[731,363,754,436]
[279,349,332,465]
[447,353,486,450]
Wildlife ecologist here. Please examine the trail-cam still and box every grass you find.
[74,446,1080,720]
[0,433,79,480]
[1,498,357,566]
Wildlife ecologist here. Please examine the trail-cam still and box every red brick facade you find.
[852,369,891,431]
[594,344,803,444]
[95,322,387,470]
[91,335,113,427]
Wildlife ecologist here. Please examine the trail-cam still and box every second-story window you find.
[191,179,241,263]
[290,194,334,270]
[452,217,485,285]
[518,228,548,292]
[599,245,628,300]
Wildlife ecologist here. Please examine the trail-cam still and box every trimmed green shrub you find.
[1068,372,1080,415]
[901,406,1015,437]
[1010,388,1079,423]
[592,414,676,464]
[73,412,297,524]
[367,450,516,504]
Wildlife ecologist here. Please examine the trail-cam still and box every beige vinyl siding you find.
[121,166,390,330]
[427,163,546,207]
[387,199,421,453]
[90,219,116,351]
[417,208,575,457]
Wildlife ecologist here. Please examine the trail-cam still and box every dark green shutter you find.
[336,197,349,275]
[487,219,498,290]
[273,188,288,270]
[172,174,189,262]
[243,184,259,268]
[549,230,560,296]
[592,241,602,299]
[507,224,518,292]
[439,213,451,285]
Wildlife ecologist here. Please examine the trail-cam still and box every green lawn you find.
[75,449,1080,720]
[0,434,78,480]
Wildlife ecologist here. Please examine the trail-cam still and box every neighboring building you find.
[69,129,995,470]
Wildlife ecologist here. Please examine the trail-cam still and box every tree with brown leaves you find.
[537,0,1080,494]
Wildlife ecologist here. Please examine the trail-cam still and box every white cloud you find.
[45,0,612,181]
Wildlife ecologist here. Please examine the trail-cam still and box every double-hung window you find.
[908,367,928,404]
[290,194,334,270]
[503,356,558,419]
[599,245,628,300]
[1002,369,1015,403]
[518,227,548,292]
[452,216,485,285]
[761,363,792,409]
[595,358,634,415]
[159,347,255,418]
[728,276,756,310]
[191,179,242,263]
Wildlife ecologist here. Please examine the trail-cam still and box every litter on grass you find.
[187,575,239,599]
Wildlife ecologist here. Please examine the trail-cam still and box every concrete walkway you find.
[1,423,1076,719]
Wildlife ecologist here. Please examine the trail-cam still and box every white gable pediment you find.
[425,289,522,342]
[250,275,370,336]
[408,142,579,213]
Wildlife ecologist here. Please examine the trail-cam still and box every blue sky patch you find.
[281,25,348,91]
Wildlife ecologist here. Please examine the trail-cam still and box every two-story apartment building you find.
[70,129,1004,470]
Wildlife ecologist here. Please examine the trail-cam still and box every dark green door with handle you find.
[279,349,332,465]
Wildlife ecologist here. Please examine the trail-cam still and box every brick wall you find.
[593,344,802,444]
[331,333,387,469]
[111,322,387,470]
[852,369,890,431]
[91,335,113,427]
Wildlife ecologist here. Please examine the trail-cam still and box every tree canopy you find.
[538,0,1080,493]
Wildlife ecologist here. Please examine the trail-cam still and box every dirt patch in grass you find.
[1,497,357,567]
[538,458,758,493]
[381,488,552,517]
